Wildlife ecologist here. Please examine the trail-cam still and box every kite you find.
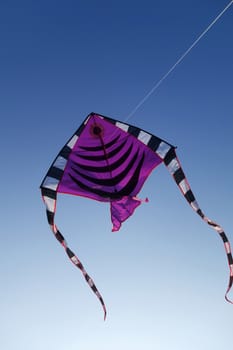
[40,112,233,319]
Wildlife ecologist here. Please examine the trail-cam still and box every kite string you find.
[125,0,233,122]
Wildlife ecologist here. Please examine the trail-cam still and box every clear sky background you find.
[1,1,233,349]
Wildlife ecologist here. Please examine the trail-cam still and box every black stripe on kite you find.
[174,168,185,185]
[70,149,140,187]
[148,136,163,152]
[47,167,64,181]
[75,123,85,137]
[220,232,229,243]
[41,187,57,199]
[77,138,128,162]
[128,125,140,138]
[68,152,145,198]
[164,148,176,166]
[184,189,195,203]
[60,145,72,160]
[197,209,205,218]
[79,134,121,152]
[46,210,54,225]
[73,143,134,173]
[55,230,65,244]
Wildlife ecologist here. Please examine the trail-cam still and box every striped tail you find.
[164,148,233,303]
[41,187,107,320]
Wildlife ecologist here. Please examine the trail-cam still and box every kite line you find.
[125,0,233,121]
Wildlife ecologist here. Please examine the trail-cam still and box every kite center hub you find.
[90,124,104,138]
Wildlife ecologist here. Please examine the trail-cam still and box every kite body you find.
[54,115,162,231]
[41,112,233,318]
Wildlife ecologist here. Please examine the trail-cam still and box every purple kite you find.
[40,112,233,318]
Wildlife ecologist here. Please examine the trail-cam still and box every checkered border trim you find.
[164,148,233,303]
[40,112,232,319]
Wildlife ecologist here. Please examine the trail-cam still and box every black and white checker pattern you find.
[41,114,107,318]
[41,112,233,319]
[163,147,233,303]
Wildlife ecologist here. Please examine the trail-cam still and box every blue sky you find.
[1,1,233,349]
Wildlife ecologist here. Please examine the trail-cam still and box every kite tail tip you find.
[112,224,121,232]
[225,292,233,305]
[103,307,107,321]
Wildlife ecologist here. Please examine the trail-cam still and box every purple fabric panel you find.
[110,196,142,231]
[58,114,162,202]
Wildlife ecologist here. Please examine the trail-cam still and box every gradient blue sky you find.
[1,1,233,349]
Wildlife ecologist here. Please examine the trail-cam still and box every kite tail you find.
[41,188,107,320]
[163,148,233,303]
